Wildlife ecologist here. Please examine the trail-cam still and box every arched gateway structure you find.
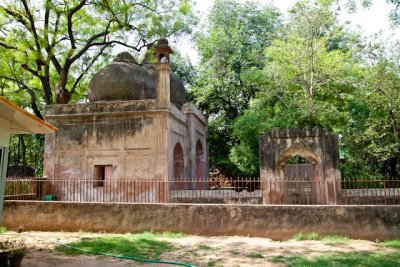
[259,128,341,205]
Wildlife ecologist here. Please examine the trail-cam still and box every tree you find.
[193,0,281,175]
[230,1,362,175]
[344,43,400,178]
[0,0,196,118]
[8,134,45,176]
[169,50,197,102]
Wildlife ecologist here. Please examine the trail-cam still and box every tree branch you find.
[71,45,108,94]
[47,11,63,73]
[20,0,42,55]
[44,0,50,47]
[0,75,43,119]
[0,42,16,49]
[21,64,41,78]
[67,0,87,49]
[69,29,111,63]
[1,7,30,28]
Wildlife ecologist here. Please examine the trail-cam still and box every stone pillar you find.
[156,63,170,108]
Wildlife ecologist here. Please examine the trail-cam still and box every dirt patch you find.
[0,231,397,267]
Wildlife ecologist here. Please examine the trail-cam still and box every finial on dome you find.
[113,52,137,64]
[157,38,169,46]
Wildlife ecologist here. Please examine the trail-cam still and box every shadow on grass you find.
[56,232,174,260]
[269,251,400,267]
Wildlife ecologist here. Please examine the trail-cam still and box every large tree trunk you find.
[40,76,53,105]
[56,69,71,104]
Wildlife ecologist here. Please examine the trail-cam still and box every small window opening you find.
[158,53,168,64]
[94,165,112,187]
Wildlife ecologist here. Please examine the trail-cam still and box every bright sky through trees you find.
[179,0,399,64]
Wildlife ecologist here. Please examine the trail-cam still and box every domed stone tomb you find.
[88,51,185,107]
[44,39,208,203]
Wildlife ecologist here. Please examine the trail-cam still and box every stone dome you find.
[88,52,186,106]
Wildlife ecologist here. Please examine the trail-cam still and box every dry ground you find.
[0,231,397,267]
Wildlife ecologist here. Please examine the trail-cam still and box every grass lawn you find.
[48,231,400,266]
[293,232,350,244]
[271,234,400,267]
[270,251,400,267]
[56,231,177,260]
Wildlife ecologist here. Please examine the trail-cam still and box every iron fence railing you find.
[3,177,400,205]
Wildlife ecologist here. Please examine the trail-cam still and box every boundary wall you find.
[3,201,400,240]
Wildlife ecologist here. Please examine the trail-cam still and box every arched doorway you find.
[172,143,185,190]
[195,140,206,189]
[278,147,322,204]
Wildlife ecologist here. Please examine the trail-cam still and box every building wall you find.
[44,100,169,182]
[182,104,208,180]
[3,201,400,241]
[44,100,209,184]
[0,117,11,148]
[168,104,189,179]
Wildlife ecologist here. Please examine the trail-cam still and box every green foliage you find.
[151,231,187,239]
[169,50,198,102]
[0,0,197,112]
[8,134,45,176]
[0,226,7,233]
[1,0,196,174]
[379,239,400,249]
[230,1,361,176]
[343,42,400,178]
[387,0,400,26]
[293,232,321,241]
[269,252,400,267]
[322,235,350,245]
[56,232,175,260]
[293,232,350,244]
[193,0,281,174]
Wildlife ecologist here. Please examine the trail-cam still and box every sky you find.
[177,0,400,64]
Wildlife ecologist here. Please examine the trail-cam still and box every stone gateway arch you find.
[259,128,341,205]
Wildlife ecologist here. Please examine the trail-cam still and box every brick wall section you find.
[3,202,400,240]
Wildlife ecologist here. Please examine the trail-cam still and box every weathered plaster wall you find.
[259,128,340,182]
[45,100,209,184]
[182,103,208,180]
[0,117,11,147]
[259,128,341,204]
[168,104,189,179]
[3,202,400,241]
[44,100,169,181]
